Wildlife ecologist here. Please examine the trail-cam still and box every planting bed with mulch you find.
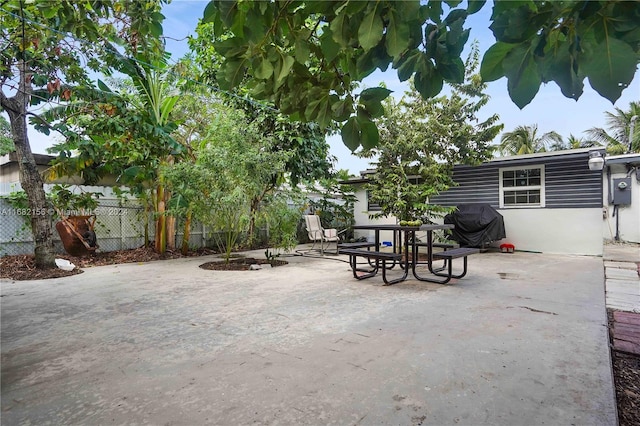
[608,309,640,426]
[199,258,288,271]
[0,247,216,281]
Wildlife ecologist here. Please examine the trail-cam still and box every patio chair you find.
[304,214,341,255]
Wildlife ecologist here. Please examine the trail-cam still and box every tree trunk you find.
[166,215,176,250]
[154,184,166,253]
[1,66,56,268]
[247,196,260,248]
[181,209,192,255]
[165,190,175,250]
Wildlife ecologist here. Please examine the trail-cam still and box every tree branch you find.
[0,89,21,115]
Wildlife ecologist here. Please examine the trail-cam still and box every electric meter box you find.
[612,177,632,205]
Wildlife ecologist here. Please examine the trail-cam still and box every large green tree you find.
[585,102,640,155]
[0,0,166,267]
[188,22,334,188]
[202,0,640,151]
[498,125,562,156]
[361,45,502,221]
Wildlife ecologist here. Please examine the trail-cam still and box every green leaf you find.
[581,38,637,104]
[414,67,443,99]
[320,30,341,63]
[358,6,384,51]
[480,42,514,82]
[467,0,486,14]
[360,100,384,119]
[395,49,422,81]
[330,12,350,47]
[437,57,465,83]
[359,119,379,150]
[489,4,536,43]
[253,57,274,79]
[149,20,163,37]
[213,37,247,58]
[444,9,467,25]
[305,94,332,128]
[502,44,541,108]
[341,117,361,152]
[294,38,310,64]
[386,10,410,58]
[446,25,470,57]
[202,1,217,23]
[331,97,354,122]
[426,1,443,23]
[160,96,178,124]
[274,54,294,89]
[123,166,142,179]
[540,36,583,100]
[97,79,112,93]
[151,12,165,22]
[40,6,58,19]
[219,59,248,91]
[217,1,238,27]
[359,87,393,103]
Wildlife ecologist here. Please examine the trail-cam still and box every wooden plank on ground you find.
[614,327,640,340]
[614,322,640,333]
[611,311,640,355]
[612,339,640,355]
[614,311,640,325]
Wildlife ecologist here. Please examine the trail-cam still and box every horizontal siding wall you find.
[431,152,603,209]
[430,165,500,207]
[545,156,602,208]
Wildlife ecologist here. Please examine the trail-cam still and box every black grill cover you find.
[444,204,506,247]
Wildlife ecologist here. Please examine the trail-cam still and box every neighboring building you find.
[347,148,640,256]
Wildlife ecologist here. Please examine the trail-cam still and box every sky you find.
[19,0,640,175]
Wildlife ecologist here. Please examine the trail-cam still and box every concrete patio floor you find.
[1,248,617,425]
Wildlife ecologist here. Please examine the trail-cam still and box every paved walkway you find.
[604,243,640,356]
[1,248,617,425]
[604,243,640,312]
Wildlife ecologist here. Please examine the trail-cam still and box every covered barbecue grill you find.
[444,204,506,248]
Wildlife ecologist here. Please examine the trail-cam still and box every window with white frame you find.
[499,165,545,208]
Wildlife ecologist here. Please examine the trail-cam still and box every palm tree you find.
[548,134,601,151]
[498,124,562,156]
[585,101,640,154]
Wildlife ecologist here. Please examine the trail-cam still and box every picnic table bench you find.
[338,248,406,285]
[425,247,480,283]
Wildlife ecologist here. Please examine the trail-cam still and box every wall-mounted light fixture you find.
[588,151,605,171]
